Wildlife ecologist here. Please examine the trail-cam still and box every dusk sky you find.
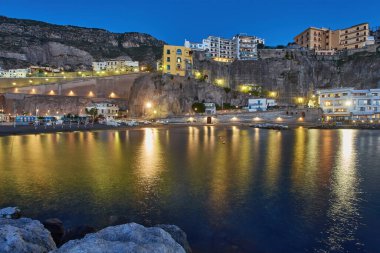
[1,0,379,46]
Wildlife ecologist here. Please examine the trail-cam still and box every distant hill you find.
[0,16,165,70]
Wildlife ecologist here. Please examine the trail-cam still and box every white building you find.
[248,98,277,112]
[184,39,209,51]
[0,68,30,78]
[92,60,139,72]
[318,88,380,121]
[184,34,265,62]
[86,103,119,119]
[204,103,217,115]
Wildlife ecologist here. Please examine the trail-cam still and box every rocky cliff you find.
[193,47,380,103]
[0,16,165,70]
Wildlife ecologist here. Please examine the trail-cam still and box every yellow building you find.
[294,23,369,51]
[162,45,193,77]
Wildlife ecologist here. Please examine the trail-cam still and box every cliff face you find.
[0,74,248,116]
[193,48,380,102]
[0,16,165,70]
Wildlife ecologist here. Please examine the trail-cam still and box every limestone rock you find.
[156,224,192,253]
[0,207,21,219]
[53,223,185,253]
[61,225,96,245]
[0,218,57,253]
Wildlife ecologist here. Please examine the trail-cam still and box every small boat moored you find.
[249,123,289,130]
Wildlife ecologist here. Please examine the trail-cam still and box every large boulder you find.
[0,218,57,253]
[0,207,21,219]
[52,222,185,253]
[155,225,192,253]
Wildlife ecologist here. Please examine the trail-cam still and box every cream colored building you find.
[294,23,369,51]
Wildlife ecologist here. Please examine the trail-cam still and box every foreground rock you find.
[0,207,21,219]
[156,225,192,253]
[52,223,185,253]
[0,218,57,253]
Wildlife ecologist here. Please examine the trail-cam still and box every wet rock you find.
[61,225,96,245]
[42,218,64,246]
[0,207,21,219]
[156,224,192,253]
[0,218,56,253]
[52,222,185,253]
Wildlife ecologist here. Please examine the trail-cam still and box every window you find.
[166,57,170,62]
[176,64,181,70]
[177,57,182,63]
[166,65,170,71]
[176,49,182,55]
[166,49,170,54]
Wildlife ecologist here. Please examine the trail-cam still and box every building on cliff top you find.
[318,88,380,122]
[92,60,139,72]
[294,23,370,53]
[162,45,193,77]
[185,33,264,62]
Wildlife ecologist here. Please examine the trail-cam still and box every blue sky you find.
[0,0,379,46]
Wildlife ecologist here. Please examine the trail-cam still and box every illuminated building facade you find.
[162,45,193,77]
[318,88,380,121]
[185,34,264,62]
[294,23,370,53]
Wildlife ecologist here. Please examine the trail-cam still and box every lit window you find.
[177,57,182,63]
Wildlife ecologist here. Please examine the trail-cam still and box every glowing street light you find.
[146,102,152,109]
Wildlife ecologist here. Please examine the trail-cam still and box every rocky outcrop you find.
[128,74,249,116]
[0,218,57,253]
[156,225,192,253]
[52,223,185,253]
[0,207,21,219]
[0,207,191,253]
[0,16,165,70]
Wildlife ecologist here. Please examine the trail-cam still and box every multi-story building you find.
[0,68,30,78]
[339,23,369,49]
[233,34,264,60]
[294,23,370,52]
[318,88,380,121]
[92,60,139,72]
[184,34,264,62]
[162,45,193,77]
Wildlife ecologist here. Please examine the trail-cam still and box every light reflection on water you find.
[0,127,379,253]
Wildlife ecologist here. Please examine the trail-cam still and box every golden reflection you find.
[324,130,360,251]
[137,128,162,181]
[291,127,306,187]
[264,131,282,192]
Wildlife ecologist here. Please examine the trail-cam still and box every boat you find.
[249,123,289,130]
